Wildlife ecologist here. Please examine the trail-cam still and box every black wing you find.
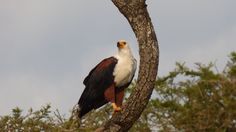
[78,57,118,117]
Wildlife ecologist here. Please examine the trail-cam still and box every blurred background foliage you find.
[1,52,235,132]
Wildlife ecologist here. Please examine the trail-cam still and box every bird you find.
[77,40,137,118]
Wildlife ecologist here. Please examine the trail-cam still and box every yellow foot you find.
[111,103,121,113]
[114,107,121,112]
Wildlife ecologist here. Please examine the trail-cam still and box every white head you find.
[116,40,133,57]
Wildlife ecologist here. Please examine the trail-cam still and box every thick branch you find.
[96,0,159,131]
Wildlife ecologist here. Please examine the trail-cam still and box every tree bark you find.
[96,0,159,131]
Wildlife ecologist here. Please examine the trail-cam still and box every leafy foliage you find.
[145,51,236,131]
[1,52,235,131]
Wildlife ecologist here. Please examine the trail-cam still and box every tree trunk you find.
[96,0,159,131]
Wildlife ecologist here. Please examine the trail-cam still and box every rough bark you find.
[96,0,159,131]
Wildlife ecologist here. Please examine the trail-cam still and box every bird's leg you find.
[111,89,124,114]
[104,84,121,113]
[114,89,124,112]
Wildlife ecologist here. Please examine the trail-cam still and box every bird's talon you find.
[114,107,121,112]
[112,103,121,113]
[112,107,121,115]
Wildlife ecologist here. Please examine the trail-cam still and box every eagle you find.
[77,40,137,118]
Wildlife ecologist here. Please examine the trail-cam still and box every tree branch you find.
[96,0,159,131]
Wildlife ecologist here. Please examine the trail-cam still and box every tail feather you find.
[78,104,93,118]
[78,85,108,118]
[78,98,108,118]
[78,94,94,117]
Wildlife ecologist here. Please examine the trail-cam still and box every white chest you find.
[113,57,136,87]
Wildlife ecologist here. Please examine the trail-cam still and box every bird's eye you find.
[123,42,126,45]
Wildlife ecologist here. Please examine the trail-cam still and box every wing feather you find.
[78,57,118,117]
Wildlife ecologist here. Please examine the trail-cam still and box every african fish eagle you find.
[77,40,137,118]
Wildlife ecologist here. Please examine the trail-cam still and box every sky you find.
[0,0,235,116]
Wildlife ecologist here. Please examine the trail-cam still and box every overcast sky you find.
[0,0,235,116]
